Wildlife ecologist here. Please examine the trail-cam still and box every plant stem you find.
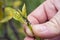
[3,23,11,40]
[9,19,20,40]
[25,19,43,40]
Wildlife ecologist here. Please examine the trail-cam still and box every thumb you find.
[26,10,60,38]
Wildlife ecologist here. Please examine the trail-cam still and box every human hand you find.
[24,0,60,40]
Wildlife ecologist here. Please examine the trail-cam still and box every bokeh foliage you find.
[0,0,44,40]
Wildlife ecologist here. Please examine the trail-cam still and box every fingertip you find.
[32,21,60,38]
[26,27,34,37]
[27,14,39,24]
[24,36,35,40]
[32,24,49,38]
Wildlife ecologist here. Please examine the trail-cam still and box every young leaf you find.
[6,7,26,24]
[13,9,25,24]
[22,4,27,18]
[0,7,13,23]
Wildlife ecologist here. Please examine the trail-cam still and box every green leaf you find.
[0,7,13,23]
[22,4,27,18]
[7,7,26,24]
[13,0,22,8]
[13,10,25,24]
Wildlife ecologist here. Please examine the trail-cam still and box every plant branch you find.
[3,22,11,40]
[9,19,20,40]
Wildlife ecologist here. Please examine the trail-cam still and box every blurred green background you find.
[0,0,44,40]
